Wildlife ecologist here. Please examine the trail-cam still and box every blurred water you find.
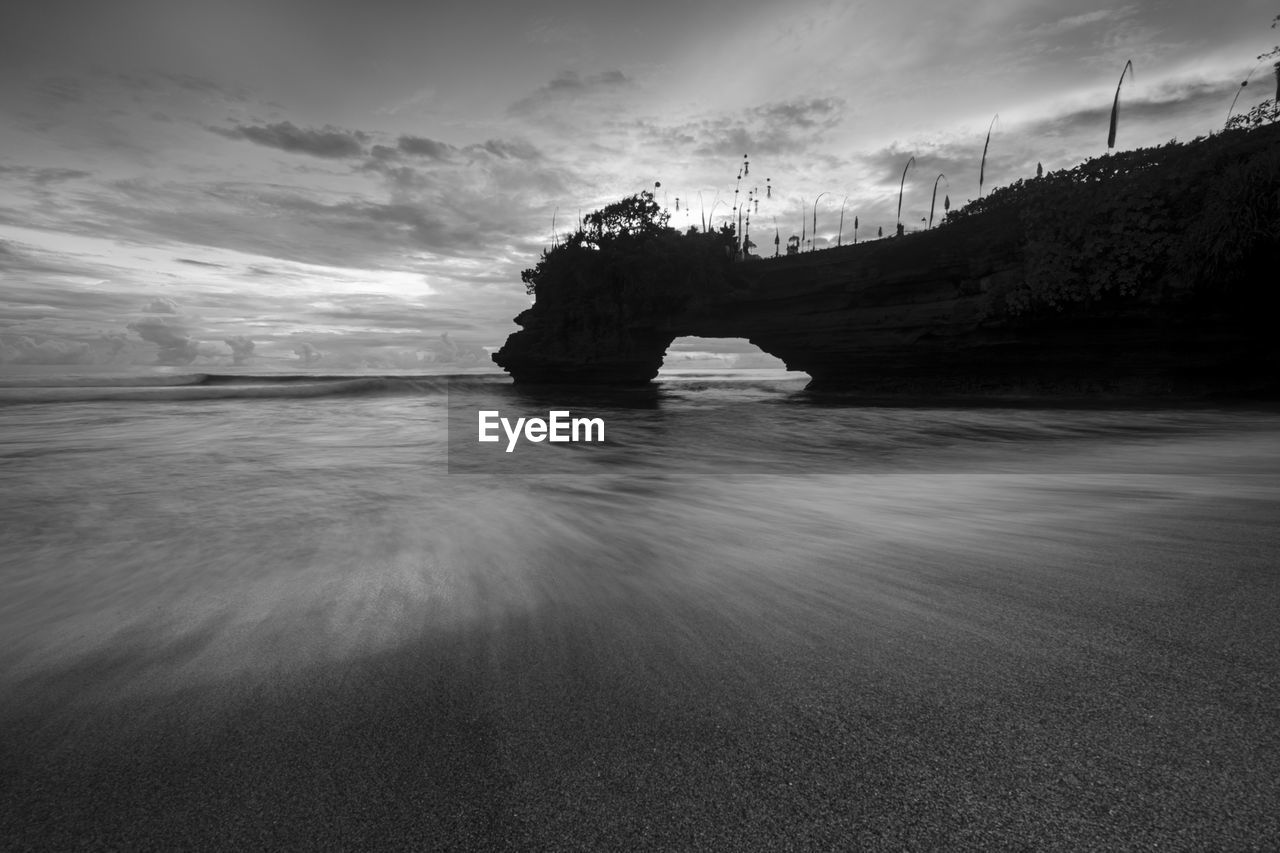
[3,371,1277,708]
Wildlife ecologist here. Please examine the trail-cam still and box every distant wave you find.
[0,373,213,389]
[0,374,511,405]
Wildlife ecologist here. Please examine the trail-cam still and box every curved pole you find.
[1108,60,1134,149]
[979,114,998,198]
[1225,62,1263,126]
[812,191,830,251]
[896,158,915,231]
[800,197,806,252]
[707,198,727,232]
[928,174,948,228]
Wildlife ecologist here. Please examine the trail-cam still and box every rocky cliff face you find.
[494,123,1280,395]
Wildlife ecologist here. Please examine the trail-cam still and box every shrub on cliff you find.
[936,123,1280,319]
[520,192,738,320]
[1225,98,1279,131]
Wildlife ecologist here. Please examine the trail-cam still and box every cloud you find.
[1025,8,1131,38]
[0,334,90,365]
[0,331,138,366]
[293,342,322,365]
[470,139,542,161]
[641,97,846,160]
[430,331,487,365]
[145,297,179,314]
[1029,77,1235,139]
[224,335,255,364]
[523,19,592,46]
[397,135,457,160]
[210,121,369,159]
[509,70,634,116]
[755,98,844,129]
[0,166,91,186]
[35,77,85,105]
[127,317,200,364]
[157,72,252,103]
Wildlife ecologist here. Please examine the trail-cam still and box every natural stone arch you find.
[494,125,1280,394]
[659,337,790,373]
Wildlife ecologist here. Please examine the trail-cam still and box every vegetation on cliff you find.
[520,192,738,315]
[938,122,1280,320]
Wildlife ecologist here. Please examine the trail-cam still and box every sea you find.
[3,367,1279,848]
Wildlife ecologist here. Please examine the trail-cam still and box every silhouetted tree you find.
[582,192,670,242]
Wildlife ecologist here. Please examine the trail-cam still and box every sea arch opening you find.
[658,336,809,379]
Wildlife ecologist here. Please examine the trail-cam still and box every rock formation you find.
[495,123,1280,395]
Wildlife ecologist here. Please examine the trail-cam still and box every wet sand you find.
[4,485,1279,851]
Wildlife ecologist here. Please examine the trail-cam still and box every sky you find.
[1,0,1276,370]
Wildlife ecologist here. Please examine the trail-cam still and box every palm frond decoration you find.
[1226,61,1264,126]
[928,174,947,228]
[897,156,916,230]
[800,198,806,251]
[1108,60,1134,149]
[979,114,998,198]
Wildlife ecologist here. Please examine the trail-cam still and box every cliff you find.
[494,122,1280,395]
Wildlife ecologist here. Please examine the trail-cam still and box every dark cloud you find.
[470,139,542,160]
[755,98,843,129]
[210,121,369,159]
[398,135,457,160]
[0,166,92,186]
[1032,77,1237,140]
[177,258,227,268]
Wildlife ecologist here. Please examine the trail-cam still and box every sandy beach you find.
[4,446,1278,850]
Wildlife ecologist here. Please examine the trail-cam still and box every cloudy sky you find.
[1,0,1276,370]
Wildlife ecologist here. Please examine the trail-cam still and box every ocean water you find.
[3,369,1279,848]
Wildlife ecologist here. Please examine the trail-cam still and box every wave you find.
[0,374,511,405]
[0,373,213,389]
